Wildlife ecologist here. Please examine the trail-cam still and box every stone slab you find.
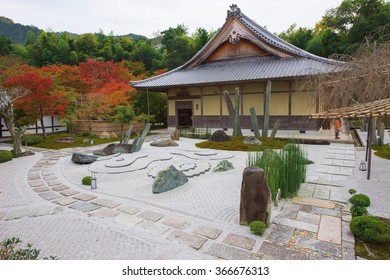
[163,217,190,229]
[4,209,30,220]
[137,210,164,222]
[223,233,256,250]
[311,207,341,217]
[33,186,51,193]
[258,241,308,260]
[318,215,342,245]
[273,217,319,233]
[168,230,207,250]
[52,184,69,192]
[28,205,53,217]
[39,191,62,201]
[296,236,340,257]
[69,201,101,212]
[42,175,57,181]
[117,205,140,215]
[137,220,170,236]
[53,197,78,206]
[47,180,61,186]
[28,179,45,187]
[28,174,41,181]
[207,243,261,260]
[277,203,300,219]
[89,208,121,218]
[342,221,355,243]
[342,241,355,260]
[193,225,223,240]
[313,188,330,200]
[297,183,315,197]
[114,213,143,226]
[91,198,120,209]
[60,189,80,197]
[73,193,97,202]
[296,212,321,225]
[267,224,295,245]
[292,196,336,209]
[300,205,312,213]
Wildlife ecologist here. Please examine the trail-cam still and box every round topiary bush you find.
[249,220,267,236]
[0,150,13,163]
[351,205,368,217]
[350,216,390,244]
[82,176,92,186]
[349,194,371,207]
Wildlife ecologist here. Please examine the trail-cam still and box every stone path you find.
[0,141,358,260]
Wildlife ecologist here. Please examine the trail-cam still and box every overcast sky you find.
[2,0,343,37]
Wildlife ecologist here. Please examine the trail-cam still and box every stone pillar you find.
[239,166,271,226]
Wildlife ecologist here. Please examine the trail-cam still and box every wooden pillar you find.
[200,87,204,127]
[219,87,223,128]
[367,116,373,180]
[288,82,292,127]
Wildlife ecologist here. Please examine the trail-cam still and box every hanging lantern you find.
[359,160,367,171]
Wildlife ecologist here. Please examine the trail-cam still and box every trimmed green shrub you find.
[82,176,92,186]
[351,205,368,217]
[349,194,371,207]
[22,135,43,145]
[82,132,91,137]
[0,150,13,163]
[348,188,357,195]
[350,216,390,244]
[249,220,267,236]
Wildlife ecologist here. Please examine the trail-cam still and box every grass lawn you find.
[372,144,390,160]
[30,133,120,150]
[195,136,288,151]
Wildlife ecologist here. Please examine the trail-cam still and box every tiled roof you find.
[132,5,343,90]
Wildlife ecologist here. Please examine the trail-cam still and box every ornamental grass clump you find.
[0,150,13,163]
[247,141,307,203]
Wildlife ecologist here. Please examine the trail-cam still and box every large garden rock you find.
[209,130,230,142]
[150,138,178,147]
[243,136,261,145]
[71,153,98,164]
[93,143,132,156]
[213,160,234,172]
[152,165,188,194]
[240,166,271,226]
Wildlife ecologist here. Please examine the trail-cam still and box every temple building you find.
[132,5,342,131]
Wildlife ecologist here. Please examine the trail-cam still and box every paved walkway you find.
[0,129,388,260]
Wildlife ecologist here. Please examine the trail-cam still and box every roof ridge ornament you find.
[226,4,242,20]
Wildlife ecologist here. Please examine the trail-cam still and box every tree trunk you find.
[40,106,47,139]
[1,104,26,157]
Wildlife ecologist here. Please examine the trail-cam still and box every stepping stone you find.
[74,193,97,201]
[91,198,120,209]
[267,224,295,245]
[300,205,312,213]
[89,208,121,218]
[342,241,355,260]
[53,197,78,206]
[223,233,256,250]
[28,180,45,187]
[297,183,315,197]
[193,225,222,239]
[69,201,100,212]
[342,221,354,243]
[163,217,190,229]
[318,215,341,245]
[258,241,308,260]
[43,175,57,181]
[39,191,62,201]
[28,174,41,181]
[296,236,340,257]
[137,221,170,235]
[117,205,140,215]
[28,205,53,217]
[296,212,321,225]
[47,180,61,187]
[273,217,319,233]
[52,184,69,192]
[33,186,51,193]
[137,210,164,222]
[114,213,143,226]
[168,230,207,250]
[276,203,300,219]
[311,207,341,217]
[207,243,262,260]
[313,188,330,200]
[292,197,336,209]
[60,189,80,197]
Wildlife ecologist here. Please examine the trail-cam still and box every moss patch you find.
[195,136,288,152]
[372,144,390,160]
[30,133,121,150]
[355,238,390,260]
